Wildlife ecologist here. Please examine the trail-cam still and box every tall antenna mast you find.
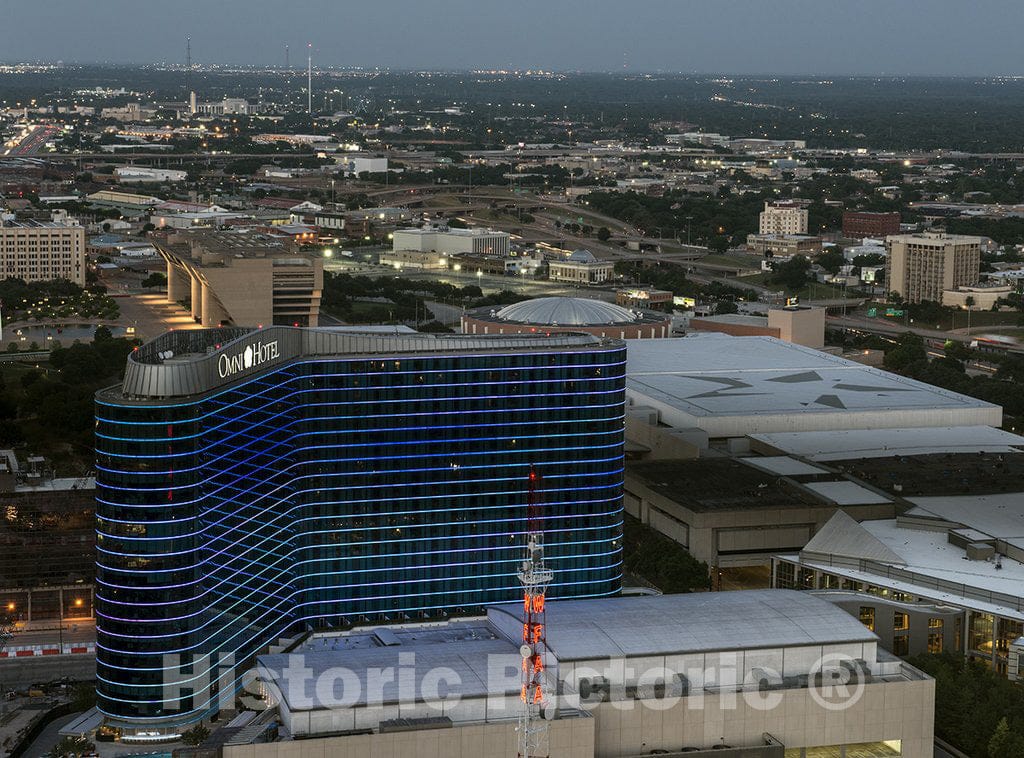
[517,465,552,758]
[285,44,289,71]
[185,36,192,94]
[307,43,313,116]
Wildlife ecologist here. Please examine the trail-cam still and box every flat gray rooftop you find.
[626,335,999,434]
[259,628,520,711]
[490,589,876,661]
[750,426,1024,461]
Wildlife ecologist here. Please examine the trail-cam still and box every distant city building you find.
[94,326,626,738]
[689,306,825,349]
[86,190,162,214]
[114,166,187,184]
[462,296,672,339]
[156,229,323,327]
[615,287,673,310]
[842,211,901,238]
[547,249,614,284]
[341,155,388,175]
[378,249,449,270]
[392,226,511,257]
[0,219,85,286]
[192,95,258,116]
[759,200,809,236]
[885,231,982,303]
[747,233,822,258]
[942,282,1013,310]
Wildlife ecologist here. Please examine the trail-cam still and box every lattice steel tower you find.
[517,466,552,758]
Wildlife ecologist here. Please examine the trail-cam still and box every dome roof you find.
[495,297,638,326]
[568,249,598,263]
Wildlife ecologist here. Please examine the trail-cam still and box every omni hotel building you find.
[94,326,626,739]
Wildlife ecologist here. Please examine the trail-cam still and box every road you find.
[0,657,96,689]
[2,124,59,156]
[8,620,95,649]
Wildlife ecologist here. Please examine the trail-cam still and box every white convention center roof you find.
[626,335,1001,436]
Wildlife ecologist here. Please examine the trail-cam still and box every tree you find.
[715,300,738,315]
[181,724,210,746]
[989,717,1024,757]
[883,332,928,372]
[816,247,847,275]
[48,736,95,757]
[596,226,611,242]
[142,272,168,289]
[707,235,730,253]
[93,325,113,343]
[771,255,812,291]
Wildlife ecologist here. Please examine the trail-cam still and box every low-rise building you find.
[0,219,85,285]
[772,461,1024,677]
[379,249,449,270]
[842,212,901,238]
[941,282,1013,310]
[114,166,187,184]
[747,234,822,258]
[625,335,1002,442]
[246,591,934,758]
[462,296,672,339]
[547,249,614,284]
[393,226,511,257]
[688,307,825,348]
[616,287,673,310]
[157,229,323,327]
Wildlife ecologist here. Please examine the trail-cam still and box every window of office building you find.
[996,618,1023,656]
[969,613,994,655]
[775,561,796,590]
[894,612,909,631]
[859,606,875,632]
[928,632,944,654]
[893,635,909,656]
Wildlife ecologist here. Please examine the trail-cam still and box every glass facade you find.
[94,339,626,733]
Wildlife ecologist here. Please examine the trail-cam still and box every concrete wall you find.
[223,717,594,758]
[588,677,932,758]
[818,593,961,658]
[461,317,672,340]
[624,392,1003,438]
[767,308,825,349]
[624,475,896,568]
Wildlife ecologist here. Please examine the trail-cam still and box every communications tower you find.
[517,466,552,758]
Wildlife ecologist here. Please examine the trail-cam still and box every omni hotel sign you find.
[218,339,281,379]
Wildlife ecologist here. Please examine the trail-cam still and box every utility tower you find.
[517,466,552,758]
[185,36,192,94]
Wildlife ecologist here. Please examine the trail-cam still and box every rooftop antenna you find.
[517,465,552,758]
[307,43,313,116]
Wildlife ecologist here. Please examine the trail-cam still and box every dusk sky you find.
[2,0,1023,76]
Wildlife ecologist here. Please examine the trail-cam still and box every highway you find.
[2,124,59,156]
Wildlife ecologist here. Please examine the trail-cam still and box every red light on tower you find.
[517,465,552,757]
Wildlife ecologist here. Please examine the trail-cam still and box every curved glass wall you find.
[95,343,626,732]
